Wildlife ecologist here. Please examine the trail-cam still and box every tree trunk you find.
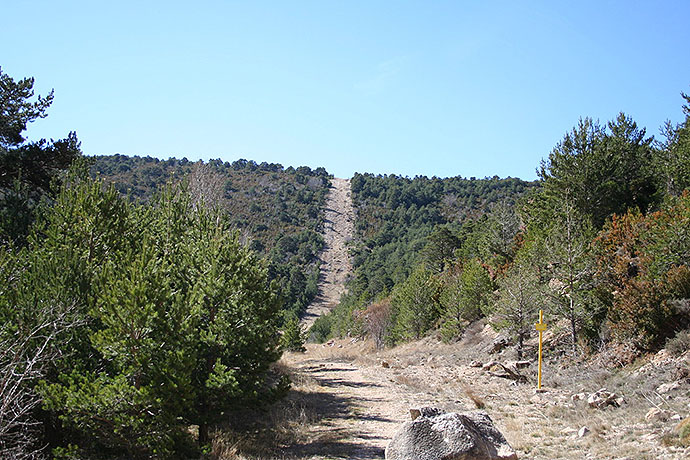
[199,421,209,446]
[570,301,577,356]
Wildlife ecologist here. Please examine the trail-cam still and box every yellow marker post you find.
[535,310,547,389]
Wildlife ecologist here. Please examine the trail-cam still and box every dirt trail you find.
[281,343,437,460]
[282,335,690,460]
[301,178,354,331]
[279,176,690,460]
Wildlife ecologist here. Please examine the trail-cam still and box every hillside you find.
[348,173,537,299]
[91,154,331,318]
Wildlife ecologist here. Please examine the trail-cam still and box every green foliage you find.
[543,198,599,355]
[0,68,82,245]
[420,225,461,273]
[656,92,690,196]
[438,259,493,342]
[308,314,334,343]
[280,314,306,352]
[481,200,521,267]
[390,266,441,342]
[539,114,659,228]
[92,155,330,319]
[349,172,536,301]
[1,174,283,458]
[0,67,54,149]
[491,261,543,358]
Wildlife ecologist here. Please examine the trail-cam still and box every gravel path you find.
[301,178,354,331]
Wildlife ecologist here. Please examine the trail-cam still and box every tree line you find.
[92,153,331,323]
[313,97,690,360]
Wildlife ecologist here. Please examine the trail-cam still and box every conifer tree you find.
[492,262,543,359]
[391,266,440,341]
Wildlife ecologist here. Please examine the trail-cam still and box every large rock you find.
[385,408,517,460]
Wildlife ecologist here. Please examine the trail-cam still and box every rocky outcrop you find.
[587,388,625,408]
[385,407,517,460]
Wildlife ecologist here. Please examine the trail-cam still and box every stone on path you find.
[386,407,517,460]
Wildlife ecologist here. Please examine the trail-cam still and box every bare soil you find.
[301,178,354,331]
[278,330,689,460]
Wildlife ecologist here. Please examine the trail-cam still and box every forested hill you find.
[92,154,331,318]
[348,173,538,300]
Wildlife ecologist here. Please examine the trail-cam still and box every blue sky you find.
[2,1,689,180]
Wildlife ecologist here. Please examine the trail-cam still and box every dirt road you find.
[300,178,354,331]
[274,177,690,460]
[280,342,440,460]
[280,335,690,460]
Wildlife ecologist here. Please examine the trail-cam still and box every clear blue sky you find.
[3,1,689,180]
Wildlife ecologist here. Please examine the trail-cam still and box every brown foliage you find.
[363,299,392,350]
[595,198,690,349]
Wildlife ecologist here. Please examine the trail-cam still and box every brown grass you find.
[209,360,329,460]
[461,383,486,409]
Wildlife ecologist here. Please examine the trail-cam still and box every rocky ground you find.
[218,326,689,459]
[213,177,690,459]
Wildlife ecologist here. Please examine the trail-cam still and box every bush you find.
[666,329,690,356]
[309,315,333,343]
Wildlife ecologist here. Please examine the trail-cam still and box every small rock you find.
[578,426,590,437]
[381,361,390,368]
[571,392,586,402]
[469,360,483,368]
[482,360,500,371]
[490,337,510,354]
[507,360,531,369]
[656,381,681,394]
[489,364,503,373]
[645,407,671,422]
[670,413,682,421]
[587,388,623,409]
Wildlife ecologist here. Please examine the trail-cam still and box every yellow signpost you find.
[535,310,546,389]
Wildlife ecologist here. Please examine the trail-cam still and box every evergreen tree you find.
[656,92,690,196]
[3,175,284,457]
[0,68,82,245]
[280,314,306,352]
[492,261,543,359]
[543,196,598,355]
[539,114,659,228]
[390,266,440,341]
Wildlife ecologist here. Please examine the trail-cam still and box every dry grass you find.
[461,383,486,409]
[392,373,425,390]
[209,329,690,460]
[209,360,333,460]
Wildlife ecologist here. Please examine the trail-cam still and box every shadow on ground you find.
[214,385,389,460]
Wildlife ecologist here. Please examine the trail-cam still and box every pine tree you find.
[492,262,543,359]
